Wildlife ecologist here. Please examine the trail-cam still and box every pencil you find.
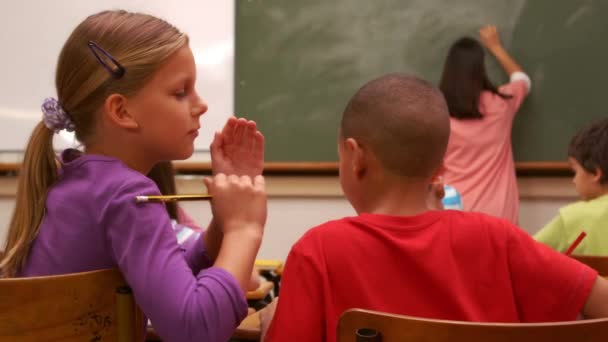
[565,231,587,256]
[135,194,212,203]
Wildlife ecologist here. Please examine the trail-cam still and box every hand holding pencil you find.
[203,173,267,233]
[204,173,268,291]
[135,194,212,202]
[136,174,268,230]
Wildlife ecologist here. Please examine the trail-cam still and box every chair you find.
[256,259,284,296]
[337,309,608,342]
[570,255,608,276]
[0,268,145,341]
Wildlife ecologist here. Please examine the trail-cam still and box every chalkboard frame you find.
[0,161,572,177]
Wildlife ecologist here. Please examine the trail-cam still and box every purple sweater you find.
[20,150,247,342]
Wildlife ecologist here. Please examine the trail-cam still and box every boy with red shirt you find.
[264,74,608,342]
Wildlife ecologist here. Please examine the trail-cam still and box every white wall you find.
[0,200,14,248]
[0,0,232,158]
[178,177,576,260]
[0,176,577,260]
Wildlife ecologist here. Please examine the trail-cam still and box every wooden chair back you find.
[337,308,608,342]
[0,268,144,341]
[571,255,608,276]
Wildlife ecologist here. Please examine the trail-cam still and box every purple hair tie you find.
[41,97,75,133]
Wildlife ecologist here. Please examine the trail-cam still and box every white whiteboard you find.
[0,0,233,161]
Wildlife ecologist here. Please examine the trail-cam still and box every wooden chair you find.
[0,268,145,341]
[570,255,608,276]
[256,259,283,297]
[337,309,608,342]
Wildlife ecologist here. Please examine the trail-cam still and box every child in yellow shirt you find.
[535,119,608,255]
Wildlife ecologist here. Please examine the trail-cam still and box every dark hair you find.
[439,37,511,119]
[341,73,450,178]
[148,161,178,220]
[568,118,608,184]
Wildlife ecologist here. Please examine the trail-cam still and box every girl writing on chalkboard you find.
[440,25,531,224]
[0,10,266,341]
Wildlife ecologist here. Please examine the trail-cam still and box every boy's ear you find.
[430,163,446,183]
[592,167,603,183]
[345,137,366,177]
[103,94,140,129]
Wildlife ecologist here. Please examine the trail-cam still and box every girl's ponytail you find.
[0,122,57,277]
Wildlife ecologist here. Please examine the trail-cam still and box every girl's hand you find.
[203,173,267,238]
[205,174,267,291]
[479,25,503,51]
[211,117,265,178]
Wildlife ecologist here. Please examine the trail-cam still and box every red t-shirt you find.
[265,211,597,342]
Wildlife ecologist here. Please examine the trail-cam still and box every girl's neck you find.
[85,144,154,175]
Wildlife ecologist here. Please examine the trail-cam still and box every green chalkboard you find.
[236,0,608,163]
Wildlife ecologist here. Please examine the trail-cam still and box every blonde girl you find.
[0,10,266,342]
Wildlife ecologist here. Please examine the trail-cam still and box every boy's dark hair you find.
[439,37,511,120]
[568,118,608,184]
[341,73,450,178]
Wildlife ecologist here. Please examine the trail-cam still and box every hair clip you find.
[87,41,125,79]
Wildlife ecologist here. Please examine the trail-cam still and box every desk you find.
[146,311,261,341]
[256,260,284,297]
[255,259,283,272]
[232,310,262,341]
[247,280,274,300]
[247,279,274,311]
[570,255,608,277]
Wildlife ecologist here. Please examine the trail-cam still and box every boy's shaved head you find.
[340,74,450,178]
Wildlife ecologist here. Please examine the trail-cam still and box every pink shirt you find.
[444,78,529,224]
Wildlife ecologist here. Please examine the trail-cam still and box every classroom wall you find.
[0,176,575,260]
[0,0,233,157]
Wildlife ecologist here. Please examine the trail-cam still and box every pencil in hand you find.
[565,231,587,256]
[135,194,212,203]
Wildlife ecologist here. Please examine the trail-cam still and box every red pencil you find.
[565,231,587,256]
